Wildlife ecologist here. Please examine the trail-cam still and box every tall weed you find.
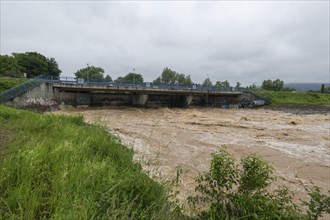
[0,105,182,219]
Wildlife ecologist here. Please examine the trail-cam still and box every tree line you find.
[75,65,244,88]
[6,51,327,92]
[0,52,240,87]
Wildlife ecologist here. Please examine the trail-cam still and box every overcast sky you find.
[1,1,329,86]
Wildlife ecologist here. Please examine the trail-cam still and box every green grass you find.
[0,106,181,219]
[0,77,27,93]
[253,90,330,106]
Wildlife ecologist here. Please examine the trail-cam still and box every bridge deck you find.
[51,82,243,96]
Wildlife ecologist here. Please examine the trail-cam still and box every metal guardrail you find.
[39,75,242,93]
[242,90,272,105]
[0,76,44,103]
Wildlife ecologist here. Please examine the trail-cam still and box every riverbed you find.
[54,107,330,205]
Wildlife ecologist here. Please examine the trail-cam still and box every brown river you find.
[54,107,330,208]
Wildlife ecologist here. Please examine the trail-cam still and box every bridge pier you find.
[185,95,193,107]
[132,94,148,106]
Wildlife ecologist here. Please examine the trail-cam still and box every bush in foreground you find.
[188,148,330,220]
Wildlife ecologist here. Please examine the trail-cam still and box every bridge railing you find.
[238,88,272,105]
[42,75,242,93]
[0,76,44,103]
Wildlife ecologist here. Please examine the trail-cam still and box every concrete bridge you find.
[0,77,270,108]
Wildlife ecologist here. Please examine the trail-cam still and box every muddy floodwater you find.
[55,107,330,205]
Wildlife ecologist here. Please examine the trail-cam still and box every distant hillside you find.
[285,83,330,92]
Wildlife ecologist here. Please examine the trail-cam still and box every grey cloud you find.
[0,1,328,86]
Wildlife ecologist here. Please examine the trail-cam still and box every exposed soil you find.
[264,104,330,115]
[54,107,330,208]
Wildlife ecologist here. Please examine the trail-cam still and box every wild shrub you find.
[188,148,309,219]
[303,187,330,220]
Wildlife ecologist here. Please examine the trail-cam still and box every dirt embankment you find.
[264,104,330,115]
[54,107,330,206]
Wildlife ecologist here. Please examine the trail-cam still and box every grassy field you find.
[0,77,27,93]
[254,90,330,106]
[0,105,181,219]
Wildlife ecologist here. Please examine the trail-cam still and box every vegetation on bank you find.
[0,77,27,93]
[0,106,181,219]
[1,106,329,219]
[253,90,330,106]
[189,149,330,219]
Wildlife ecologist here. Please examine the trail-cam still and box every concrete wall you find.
[146,94,171,107]
[6,83,56,107]
[56,91,91,106]
[238,92,269,107]
[238,92,261,102]
[208,95,239,106]
[147,94,194,108]
[91,93,130,106]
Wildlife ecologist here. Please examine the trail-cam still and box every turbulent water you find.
[55,107,330,204]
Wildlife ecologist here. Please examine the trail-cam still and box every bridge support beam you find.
[185,95,193,107]
[132,94,148,106]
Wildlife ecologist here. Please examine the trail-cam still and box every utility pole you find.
[133,68,135,85]
[86,63,89,83]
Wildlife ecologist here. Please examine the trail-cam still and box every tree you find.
[161,67,177,84]
[117,72,144,83]
[249,83,257,89]
[236,82,241,88]
[0,55,23,77]
[175,73,193,86]
[273,79,284,91]
[176,73,186,85]
[13,52,61,78]
[321,84,325,93]
[202,76,213,87]
[215,80,230,88]
[153,77,162,84]
[262,79,273,90]
[223,80,230,87]
[104,75,112,82]
[262,79,284,91]
[185,75,193,86]
[47,57,61,77]
[74,66,105,82]
[215,81,222,87]
[152,67,194,86]
[0,52,61,78]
